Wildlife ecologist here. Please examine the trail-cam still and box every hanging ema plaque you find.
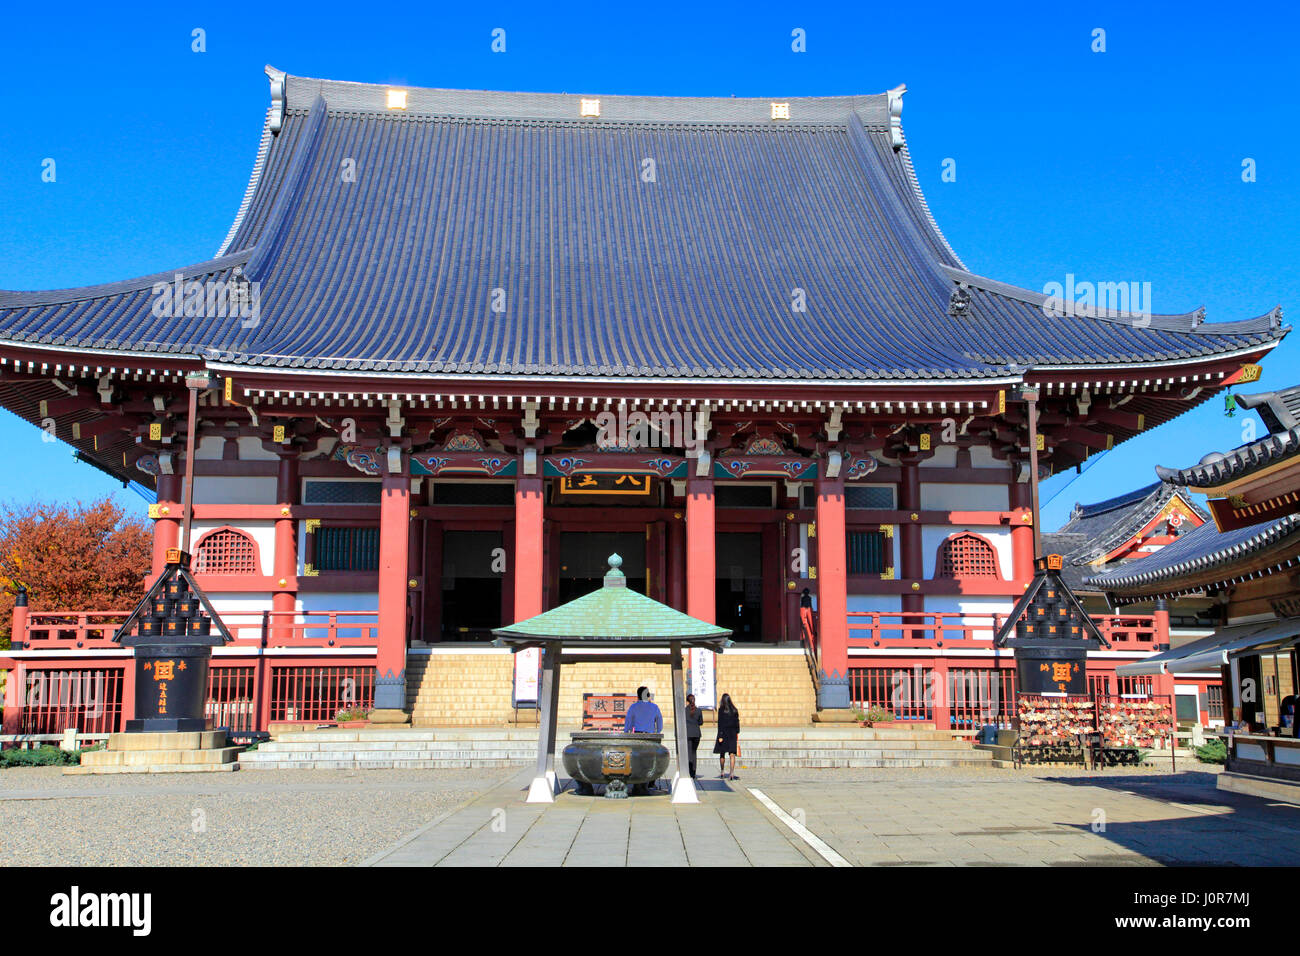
[994,554,1109,695]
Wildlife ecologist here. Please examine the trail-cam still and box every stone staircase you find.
[404,647,816,728]
[238,725,994,770]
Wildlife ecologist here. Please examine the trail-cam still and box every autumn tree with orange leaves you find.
[0,499,151,647]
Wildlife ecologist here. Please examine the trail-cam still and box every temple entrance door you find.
[557,531,647,603]
[439,529,504,640]
[716,532,763,641]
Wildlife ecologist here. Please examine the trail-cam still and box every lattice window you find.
[195,528,258,574]
[847,530,888,575]
[1208,684,1224,720]
[937,532,999,578]
[315,525,380,572]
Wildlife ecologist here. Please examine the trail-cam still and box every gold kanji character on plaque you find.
[1052,663,1072,684]
[154,660,176,681]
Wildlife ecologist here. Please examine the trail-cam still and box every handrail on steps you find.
[799,605,821,703]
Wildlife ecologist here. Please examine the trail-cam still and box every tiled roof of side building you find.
[0,68,1287,380]
[1083,513,1300,593]
[1156,384,1300,488]
[1052,482,1208,568]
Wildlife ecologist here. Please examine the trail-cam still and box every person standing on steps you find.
[714,693,741,780]
[684,693,704,778]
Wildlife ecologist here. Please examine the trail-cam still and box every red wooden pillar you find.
[667,511,686,611]
[407,510,423,640]
[120,659,136,727]
[514,477,545,621]
[930,658,951,732]
[271,455,298,644]
[427,520,446,641]
[899,461,923,613]
[1010,480,1034,589]
[761,522,782,642]
[686,478,715,624]
[2,660,23,734]
[815,476,850,708]
[151,474,182,579]
[374,473,411,715]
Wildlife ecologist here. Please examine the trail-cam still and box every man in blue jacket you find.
[624,686,663,792]
[624,686,662,733]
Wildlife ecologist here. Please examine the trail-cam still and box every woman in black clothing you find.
[713,694,741,780]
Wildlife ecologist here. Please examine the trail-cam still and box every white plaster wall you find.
[969,446,1005,469]
[919,445,958,468]
[922,595,1016,640]
[195,435,226,460]
[920,482,1008,511]
[296,593,379,613]
[193,519,275,576]
[237,437,279,461]
[195,475,277,505]
[206,593,274,641]
[846,594,902,614]
[921,525,1013,580]
[845,594,904,640]
[296,592,380,642]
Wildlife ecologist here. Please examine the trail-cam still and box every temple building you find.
[0,67,1289,735]
[1090,385,1300,795]
[1044,482,1220,726]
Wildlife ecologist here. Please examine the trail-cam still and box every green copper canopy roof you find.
[493,555,731,647]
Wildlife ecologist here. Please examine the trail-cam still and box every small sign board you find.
[582,692,636,730]
[1020,656,1087,696]
[558,474,653,497]
[512,646,541,706]
[689,648,716,709]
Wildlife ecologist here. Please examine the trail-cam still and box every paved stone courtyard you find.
[3,764,1298,866]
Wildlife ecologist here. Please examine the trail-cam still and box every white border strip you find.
[748,788,851,867]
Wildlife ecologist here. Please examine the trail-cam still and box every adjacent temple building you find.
[0,68,1288,735]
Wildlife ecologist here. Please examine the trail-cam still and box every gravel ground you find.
[0,760,1222,866]
[0,768,512,866]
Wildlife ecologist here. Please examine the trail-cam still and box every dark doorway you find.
[558,531,646,603]
[441,530,504,640]
[716,532,763,641]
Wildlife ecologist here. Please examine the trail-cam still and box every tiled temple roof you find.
[1083,512,1300,595]
[1042,482,1208,591]
[1156,385,1300,488]
[0,68,1286,381]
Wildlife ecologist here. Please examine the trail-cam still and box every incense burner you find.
[563,732,670,797]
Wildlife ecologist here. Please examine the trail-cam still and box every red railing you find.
[206,665,257,734]
[20,609,380,649]
[948,667,1018,730]
[3,663,377,739]
[845,611,1157,648]
[18,667,125,735]
[21,612,131,649]
[268,666,376,723]
[851,667,936,721]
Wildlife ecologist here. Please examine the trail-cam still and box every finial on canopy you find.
[604,553,625,587]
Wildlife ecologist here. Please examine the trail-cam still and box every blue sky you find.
[1,0,1296,526]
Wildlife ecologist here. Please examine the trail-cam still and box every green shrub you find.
[334,707,372,722]
[0,742,104,768]
[852,706,895,723]
[1195,737,1228,765]
[1,746,79,768]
